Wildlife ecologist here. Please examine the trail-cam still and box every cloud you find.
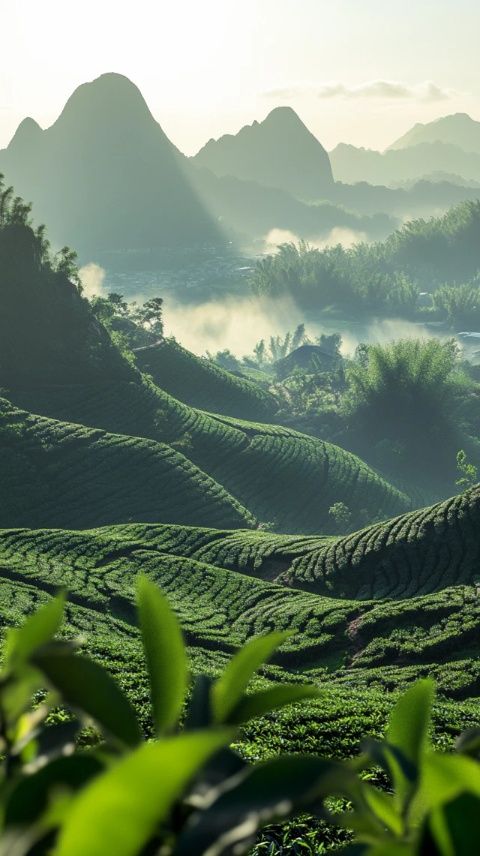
[262,226,367,253]
[265,80,456,102]
[78,262,107,299]
[164,294,304,357]
[164,293,436,361]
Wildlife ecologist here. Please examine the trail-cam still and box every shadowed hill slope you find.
[0,224,134,387]
[0,397,254,530]
[134,339,278,421]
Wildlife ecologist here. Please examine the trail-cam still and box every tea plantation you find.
[134,338,278,420]
[0,398,254,530]
[2,217,480,852]
[0,509,479,800]
[9,378,408,532]
[1,489,480,705]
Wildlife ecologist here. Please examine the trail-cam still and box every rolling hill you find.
[0,217,408,533]
[133,338,278,421]
[0,396,254,530]
[10,376,408,533]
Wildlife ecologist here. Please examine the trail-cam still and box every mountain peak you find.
[194,107,333,199]
[389,112,480,155]
[7,117,42,151]
[264,105,301,124]
[0,73,222,254]
[52,72,157,133]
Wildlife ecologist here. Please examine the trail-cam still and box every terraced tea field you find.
[134,339,278,420]
[1,486,480,702]
[278,486,480,598]
[0,398,253,530]
[9,377,409,532]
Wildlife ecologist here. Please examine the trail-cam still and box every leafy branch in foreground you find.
[1,581,479,855]
[0,578,329,856]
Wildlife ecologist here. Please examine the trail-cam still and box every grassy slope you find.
[10,378,409,533]
[134,339,278,421]
[1,498,480,701]
[0,397,254,530]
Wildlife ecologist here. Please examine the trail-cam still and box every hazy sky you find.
[2,0,480,154]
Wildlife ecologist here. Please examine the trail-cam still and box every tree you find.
[328,501,352,533]
[54,245,81,288]
[343,338,468,487]
[456,449,478,491]
[433,281,480,328]
[139,296,164,340]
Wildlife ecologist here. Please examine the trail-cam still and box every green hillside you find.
[134,338,278,421]
[11,378,408,532]
[0,397,253,530]
[1,513,480,705]
[0,223,133,388]
[278,485,480,598]
[0,214,408,534]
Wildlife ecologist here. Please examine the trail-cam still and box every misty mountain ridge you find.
[389,112,480,154]
[330,112,480,186]
[193,106,334,200]
[2,76,479,256]
[330,139,480,187]
[0,73,224,255]
[0,74,393,256]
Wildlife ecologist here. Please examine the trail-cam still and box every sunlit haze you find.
[3,0,480,154]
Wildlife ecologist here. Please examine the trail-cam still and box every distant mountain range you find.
[329,141,480,187]
[0,74,394,256]
[388,113,480,154]
[1,74,479,257]
[331,114,480,187]
[193,106,334,200]
[194,107,480,218]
